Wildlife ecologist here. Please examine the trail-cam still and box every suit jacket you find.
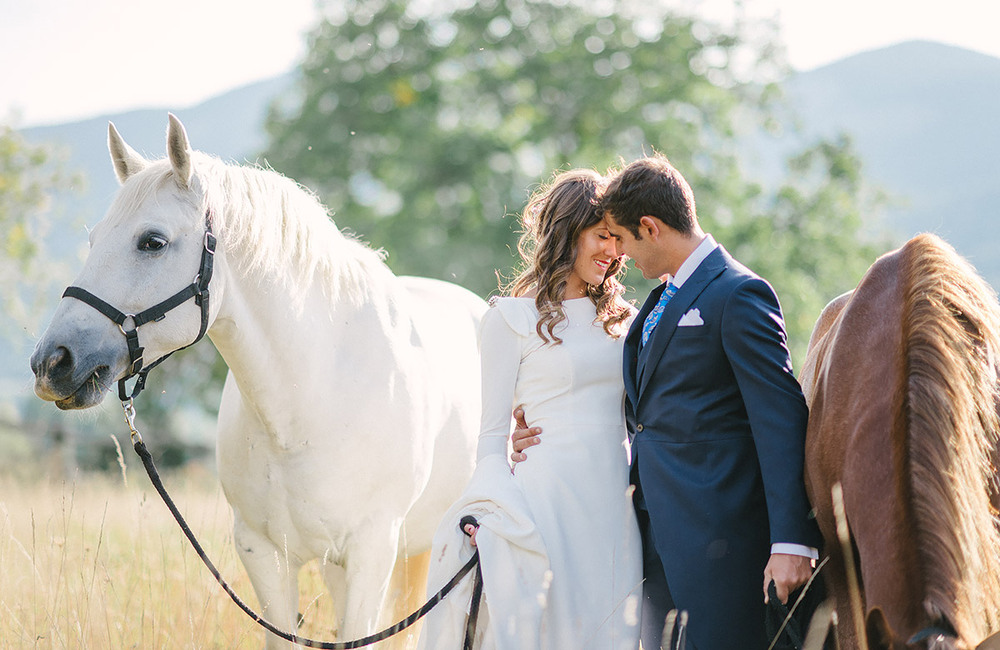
[625,245,821,650]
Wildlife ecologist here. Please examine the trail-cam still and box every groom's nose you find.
[601,237,617,257]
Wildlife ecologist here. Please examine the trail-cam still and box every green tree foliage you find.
[265,0,780,284]
[0,125,82,335]
[264,0,886,366]
[721,136,888,363]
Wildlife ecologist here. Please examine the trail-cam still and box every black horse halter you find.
[62,210,217,401]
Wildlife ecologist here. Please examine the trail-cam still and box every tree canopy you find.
[0,125,82,337]
[264,0,885,365]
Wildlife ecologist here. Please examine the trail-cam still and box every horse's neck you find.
[208,253,400,431]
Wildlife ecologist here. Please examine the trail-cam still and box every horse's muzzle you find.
[30,340,119,409]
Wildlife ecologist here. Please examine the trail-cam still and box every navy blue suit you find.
[625,246,820,650]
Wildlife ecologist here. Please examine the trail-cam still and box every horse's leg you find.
[385,549,431,650]
[339,520,403,648]
[316,553,420,650]
[233,516,302,650]
[813,493,861,650]
[317,557,347,637]
[808,472,863,650]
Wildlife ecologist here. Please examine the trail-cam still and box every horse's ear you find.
[166,113,193,189]
[108,122,148,184]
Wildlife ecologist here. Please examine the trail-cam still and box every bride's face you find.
[568,222,619,293]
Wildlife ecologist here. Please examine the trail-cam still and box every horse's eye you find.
[138,234,168,252]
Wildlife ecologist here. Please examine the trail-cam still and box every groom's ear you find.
[639,215,660,240]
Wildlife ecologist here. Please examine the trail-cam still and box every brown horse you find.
[801,233,1000,649]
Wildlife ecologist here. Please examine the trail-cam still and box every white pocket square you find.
[677,308,704,327]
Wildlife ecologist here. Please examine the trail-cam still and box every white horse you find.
[30,114,486,648]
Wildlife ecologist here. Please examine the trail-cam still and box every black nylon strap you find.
[130,230,216,329]
[132,284,199,328]
[124,329,144,375]
[463,560,484,649]
[63,286,129,325]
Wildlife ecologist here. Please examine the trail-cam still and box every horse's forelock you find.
[897,233,1000,643]
[102,163,182,228]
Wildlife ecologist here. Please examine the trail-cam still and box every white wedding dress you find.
[419,297,642,650]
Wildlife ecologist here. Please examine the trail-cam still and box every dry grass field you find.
[0,460,421,649]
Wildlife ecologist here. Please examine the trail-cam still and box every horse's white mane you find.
[105,152,393,308]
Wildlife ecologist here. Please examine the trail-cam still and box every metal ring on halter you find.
[118,314,137,335]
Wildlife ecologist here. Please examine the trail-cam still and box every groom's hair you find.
[600,154,697,238]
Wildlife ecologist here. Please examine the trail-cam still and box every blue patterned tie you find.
[641,282,678,346]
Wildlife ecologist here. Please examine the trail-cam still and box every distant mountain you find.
[752,40,1000,286]
[23,72,297,243]
[9,40,1000,397]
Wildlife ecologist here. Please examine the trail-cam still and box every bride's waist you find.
[523,413,623,426]
[521,419,627,440]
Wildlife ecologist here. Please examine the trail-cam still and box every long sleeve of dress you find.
[476,305,522,461]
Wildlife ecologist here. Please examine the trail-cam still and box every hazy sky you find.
[2,0,998,127]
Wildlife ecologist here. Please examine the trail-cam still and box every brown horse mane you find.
[895,233,1000,644]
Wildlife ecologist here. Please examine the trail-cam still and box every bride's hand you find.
[460,515,480,547]
[510,407,542,464]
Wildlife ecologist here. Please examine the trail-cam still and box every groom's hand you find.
[510,407,541,464]
[763,553,813,604]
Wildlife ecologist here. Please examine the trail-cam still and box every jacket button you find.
[636,423,644,432]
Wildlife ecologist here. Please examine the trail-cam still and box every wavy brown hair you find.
[505,169,631,343]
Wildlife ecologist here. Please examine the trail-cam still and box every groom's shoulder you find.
[703,254,787,314]
[705,247,758,290]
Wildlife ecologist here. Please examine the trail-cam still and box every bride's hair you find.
[506,168,631,343]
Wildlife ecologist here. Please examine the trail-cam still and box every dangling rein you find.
[123,401,482,647]
[66,211,484,648]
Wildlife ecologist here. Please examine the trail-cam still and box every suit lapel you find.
[637,247,728,398]
[623,284,662,408]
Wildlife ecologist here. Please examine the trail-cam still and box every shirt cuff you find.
[771,543,819,560]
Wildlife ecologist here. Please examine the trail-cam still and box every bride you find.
[419,169,642,649]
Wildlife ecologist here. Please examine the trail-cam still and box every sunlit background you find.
[3,0,999,125]
[3,0,998,470]
[1,1,998,643]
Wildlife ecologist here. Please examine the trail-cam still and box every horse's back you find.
[399,275,487,325]
[800,290,852,406]
[395,276,487,552]
[396,275,485,396]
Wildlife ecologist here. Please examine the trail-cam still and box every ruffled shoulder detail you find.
[487,296,538,337]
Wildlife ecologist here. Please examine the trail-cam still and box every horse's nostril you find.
[46,346,73,376]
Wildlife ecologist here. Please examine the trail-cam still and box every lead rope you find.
[122,399,482,648]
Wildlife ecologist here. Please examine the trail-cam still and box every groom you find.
[512,154,821,649]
